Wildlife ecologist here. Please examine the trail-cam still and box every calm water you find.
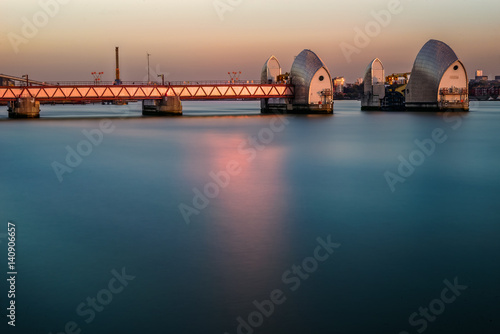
[0,101,499,334]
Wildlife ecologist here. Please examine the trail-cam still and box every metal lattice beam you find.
[0,84,294,102]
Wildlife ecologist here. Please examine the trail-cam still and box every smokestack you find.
[115,46,121,84]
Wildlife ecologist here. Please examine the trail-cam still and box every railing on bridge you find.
[2,80,273,87]
[439,87,468,95]
[0,83,294,102]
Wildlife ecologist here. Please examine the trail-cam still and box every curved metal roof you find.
[290,49,331,104]
[261,55,281,83]
[406,39,459,103]
[363,58,384,92]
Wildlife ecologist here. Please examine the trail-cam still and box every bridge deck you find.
[0,83,294,102]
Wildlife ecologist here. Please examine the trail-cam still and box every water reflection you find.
[1,100,500,333]
[180,125,292,321]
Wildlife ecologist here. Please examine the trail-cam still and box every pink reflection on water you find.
[188,125,292,313]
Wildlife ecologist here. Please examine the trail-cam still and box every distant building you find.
[333,76,345,93]
[0,77,14,86]
[355,77,363,85]
[470,86,500,98]
[386,73,410,85]
[475,69,488,81]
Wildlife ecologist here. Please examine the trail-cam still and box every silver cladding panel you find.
[261,62,268,83]
[406,39,459,103]
[290,49,330,105]
[260,56,281,83]
[261,56,280,83]
[363,58,378,93]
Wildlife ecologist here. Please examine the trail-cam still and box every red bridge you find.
[0,81,294,103]
[1,49,337,118]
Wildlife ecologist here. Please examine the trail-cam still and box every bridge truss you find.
[0,83,294,102]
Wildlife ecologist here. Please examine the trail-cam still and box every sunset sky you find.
[1,0,499,83]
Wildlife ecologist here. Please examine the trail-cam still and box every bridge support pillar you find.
[158,96,182,115]
[288,102,333,114]
[261,99,333,114]
[260,99,292,114]
[142,96,182,116]
[8,98,40,118]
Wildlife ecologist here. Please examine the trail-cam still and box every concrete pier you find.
[261,101,333,114]
[142,96,182,116]
[260,99,292,114]
[8,98,40,118]
[286,102,333,114]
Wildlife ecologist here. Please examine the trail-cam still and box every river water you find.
[0,100,499,334]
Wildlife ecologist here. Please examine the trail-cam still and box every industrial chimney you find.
[115,46,122,85]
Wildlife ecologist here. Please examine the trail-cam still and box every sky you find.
[1,0,499,83]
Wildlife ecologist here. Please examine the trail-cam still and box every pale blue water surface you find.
[0,100,499,333]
